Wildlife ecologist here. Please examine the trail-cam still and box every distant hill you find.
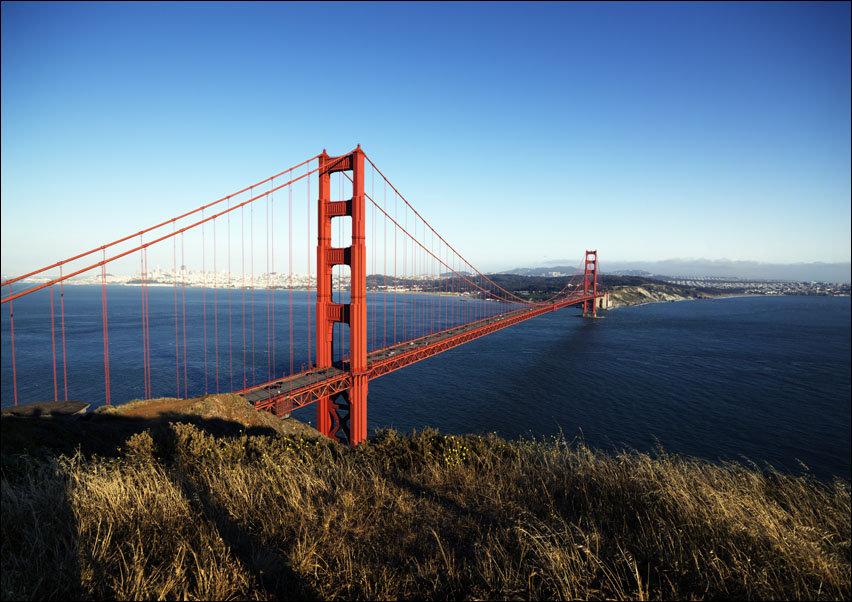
[502,259,851,283]
[499,266,581,277]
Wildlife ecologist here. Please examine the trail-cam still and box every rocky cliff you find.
[607,284,713,307]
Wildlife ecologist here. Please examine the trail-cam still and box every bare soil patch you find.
[101,393,322,438]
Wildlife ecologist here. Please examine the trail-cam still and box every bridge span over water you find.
[2,146,605,445]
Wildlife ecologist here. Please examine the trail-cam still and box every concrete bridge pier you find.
[583,293,610,318]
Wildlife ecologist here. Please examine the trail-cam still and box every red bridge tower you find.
[315,147,368,446]
[582,250,599,318]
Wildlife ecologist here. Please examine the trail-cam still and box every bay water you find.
[2,287,849,480]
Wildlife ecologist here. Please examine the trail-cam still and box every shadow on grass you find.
[160,427,318,599]
[1,410,282,466]
[1,410,317,600]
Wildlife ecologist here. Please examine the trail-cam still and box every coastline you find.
[7,278,848,306]
[607,290,850,310]
[607,292,749,310]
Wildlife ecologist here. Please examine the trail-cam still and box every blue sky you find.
[2,1,850,276]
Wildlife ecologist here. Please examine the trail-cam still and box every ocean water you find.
[2,288,850,480]
[363,295,851,481]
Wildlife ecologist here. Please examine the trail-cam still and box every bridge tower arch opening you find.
[315,147,368,446]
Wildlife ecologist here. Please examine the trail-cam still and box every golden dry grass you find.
[1,423,849,600]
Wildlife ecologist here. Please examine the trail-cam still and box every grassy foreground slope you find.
[1,396,849,600]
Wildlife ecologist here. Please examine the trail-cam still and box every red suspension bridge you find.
[1,146,606,446]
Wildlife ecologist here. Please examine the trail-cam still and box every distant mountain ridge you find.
[499,259,851,283]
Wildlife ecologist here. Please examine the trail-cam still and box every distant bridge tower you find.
[582,250,598,318]
[315,146,368,446]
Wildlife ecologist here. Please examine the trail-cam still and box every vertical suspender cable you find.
[430,230,434,335]
[144,240,150,399]
[371,166,376,351]
[446,245,450,327]
[461,258,465,325]
[214,219,219,393]
[425,227,429,335]
[416,221,419,337]
[466,263,469,325]
[418,221,421,336]
[273,181,278,379]
[335,174,340,362]
[228,198,233,392]
[8,284,16,405]
[60,266,68,400]
[394,191,398,345]
[140,237,148,399]
[383,181,387,349]
[338,174,343,363]
[453,255,457,327]
[306,162,312,369]
[251,194,257,384]
[266,184,275,381]
[173,221,179,396]
[289,177,293,377]
[424,222,428,335]
[271,180,276,380]
[421,220,434,334]
[426,228,430,335]
[241,204,247,389]
[438,242,443,330]
[465,260,469,325]
[421,228,434,334]
[50,286,57,401]
[181,232,188,399]
[440,243,444,329]
[101,250,111,405]
[456,255,459,327]
[403,202,407,341]
[448,256,452,325]
[143,246,150,398]
[449,253,453,326]
[202,210,208,394]
[413,221,426,337]
[434,233,438,334]
[266,189,271,381]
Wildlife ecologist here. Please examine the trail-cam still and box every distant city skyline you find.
[5,257,850,285]
[2,2,850,279]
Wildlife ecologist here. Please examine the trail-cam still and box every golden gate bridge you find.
[1,146,605,446]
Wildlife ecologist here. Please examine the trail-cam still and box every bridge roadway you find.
[239,294,600,416]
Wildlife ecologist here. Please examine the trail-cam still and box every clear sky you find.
[2,1,850,276]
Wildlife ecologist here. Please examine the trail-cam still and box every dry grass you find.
[2,422,849,600]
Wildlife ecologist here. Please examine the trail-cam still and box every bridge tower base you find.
[582,250,599,318]
[315,147,368,446]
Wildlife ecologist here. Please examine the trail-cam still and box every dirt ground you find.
[100,394,323,438]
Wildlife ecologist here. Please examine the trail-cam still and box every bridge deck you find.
[239,294,599,415]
